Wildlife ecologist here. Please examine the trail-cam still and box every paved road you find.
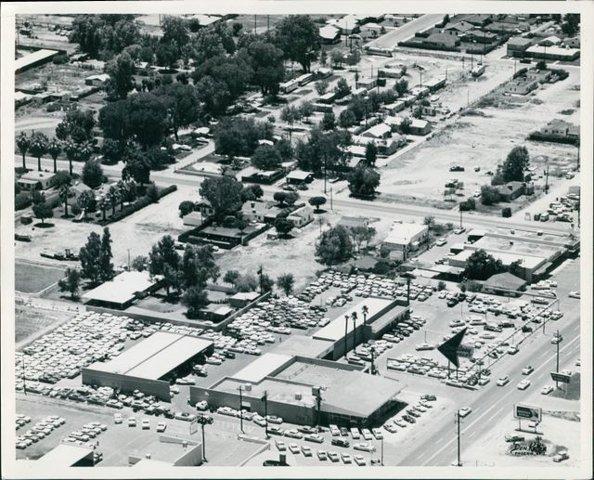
[366,14,444,49]
[397,259,581,466]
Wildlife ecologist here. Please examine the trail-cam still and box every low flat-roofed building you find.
[15,49,60,74]
[82,331,214,400]
[286,170,314,184]
[231,353,293,383]
[129,437,203,466]
[319,24,341,43]
[337,216,370,229]
[361,123,391,139]
[17,171,55,191]
[482,272,527,296]
[82,271,161,309]
[34,444,95,467]
[382,222,429,256]
[85,73,110,86]
[525,45,580,61]
[229,291,260,308]
[182,211,205,227]
[270,335,334,358]
[191,355,402,427]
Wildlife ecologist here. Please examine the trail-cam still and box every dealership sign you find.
[514,404,542,422]
[550,371,571,384]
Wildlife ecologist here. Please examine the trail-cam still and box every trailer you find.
[280,79,299,94]
[296,73,314,86]
[471,64,486,78]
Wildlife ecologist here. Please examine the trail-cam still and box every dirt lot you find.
[378,65,580,205]
[14,185,193,269]
[15,304,72,345]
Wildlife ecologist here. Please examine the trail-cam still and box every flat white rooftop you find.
[82,271,158,306]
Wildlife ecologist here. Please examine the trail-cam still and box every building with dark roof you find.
[507,37,533,57]
[482,272,527,296]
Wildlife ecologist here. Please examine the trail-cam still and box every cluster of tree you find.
[69,15,141,60]
[223,269,274,294]
[198,175,245,223]
[463,249,506,281]
[560,13,580,37]
[31,191,54,226]
[480,185,502,206]
[492,146,530,185]
[315,225,354,265]
[337,89,399,128]
[58,268,83,299]
[295,127,351,177]
[78,227,115,286]
[251,139,294,170]
[214,117,274,161]
[459,197,476,212]
[280,102,315,135]
[347,163,380,198]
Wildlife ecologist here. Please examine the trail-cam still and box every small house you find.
[84,73,110,87]
[286,170,314,185]
[182,211,205,228]
[319,25,341,44]
[17,171,56,191]
[495,181,525,202]
[287,205,314,228]
[506,37,533,57]
[361,123,391,139]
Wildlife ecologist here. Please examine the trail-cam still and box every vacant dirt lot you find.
[378,66,580,205]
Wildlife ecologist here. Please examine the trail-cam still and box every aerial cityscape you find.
[6,7,588,476]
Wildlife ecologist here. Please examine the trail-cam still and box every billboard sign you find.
[514,404,542,422]
[550,371,571,384]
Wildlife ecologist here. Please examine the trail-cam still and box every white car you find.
[350,427,361,439]
[522,366,534,375]
[317,450,328,461]
[353,442,376,452]
[354,455,367,466]
[141,420,150,430]
[540,385,554,395]
[114,414,123,424]
[156,422,167,432]
[127,417,137,427]
[435,238,447,247]
[517,379,531,390]
[301,445,313,457]
[361,428,373,441]
[458,407,472,418]
[341,453,352,464]
[288,443,300,454]
[568,291,580,299]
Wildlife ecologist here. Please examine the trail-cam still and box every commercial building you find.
[190,355,403,428]
[15,49,60,74]
[482,272,527,296]
[382,222,429,260]
[448,228,577,282]
[82,332,214,400]
[34,444,95,467]
[82,271,161,309]
[313,297,408,359]
[525,45,580,61]
[507,37,533,57]
[129,436,203,466]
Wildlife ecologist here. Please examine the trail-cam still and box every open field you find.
[15,304,73,344]
[15,261,64,294]
[378,65,580,205]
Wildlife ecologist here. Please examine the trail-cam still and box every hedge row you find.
[99,184,177,225]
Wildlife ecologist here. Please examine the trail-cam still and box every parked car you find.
[553,450,569,462]
[331,438,350,448]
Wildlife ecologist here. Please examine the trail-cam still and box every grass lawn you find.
[15,305,73,344]
[15,261,64,294]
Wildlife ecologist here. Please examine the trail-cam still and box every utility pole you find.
[544,160,550,193]
[351,312,358,351]
[238,386,244,433]
[459,207,463,229]
[127,249,131,271]
[344,315,349,357]
[362,305,369,326]
[370,346,376,375]
[313,386,324,427]
[456,411,462,466]
[262,391,269,438]
[254,14,257,34]
[380,437,384,465]
[323,157,328,194]
[22,355,27,395]
[555,329,561,388]
[197,414,213,462]
[330,187,333,210]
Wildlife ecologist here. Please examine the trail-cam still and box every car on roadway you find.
[453,227,466,234]
[458,407,472,418]
[517,379,531,390]
[541,385,554,395]
[156,422,167,432]
[435,238,447,247]
[507,346,519,355]
[522,365,534,375]
[568,291,580,299]
[114,413,123,424]
[551,335,563,345]
[354,455,367,466]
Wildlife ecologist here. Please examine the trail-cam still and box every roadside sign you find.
[189,418,198,435]
[550,371,571,384]
[514,404,542,422]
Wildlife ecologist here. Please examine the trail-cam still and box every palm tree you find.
[16,131,30,170]
[98,196,108,222]
[47,138,62,173]
[107,186,119,216]
[362,305,369,325]
[116,180,127,210]
[29,131,49,171]
[64,141,78,176]
[59,183,71,217]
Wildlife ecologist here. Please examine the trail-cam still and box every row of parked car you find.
[16,415,66,449]
[383,394,438,432]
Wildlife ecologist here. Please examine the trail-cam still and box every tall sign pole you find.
[555,330,561,388]
[238,386,244,433]
[456,411,462,466]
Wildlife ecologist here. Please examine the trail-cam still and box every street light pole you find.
[344,315,349,357]
[262,391,269,438]
[456,411,462,467]
[352,313,357,352]
[238,386,244,433]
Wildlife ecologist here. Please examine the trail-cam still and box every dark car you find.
[522,325,533,333]
[331,438,350,448]
[449,165,465,172]
[340,427,349,436]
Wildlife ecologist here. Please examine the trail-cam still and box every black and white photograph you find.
[1,1,592,478]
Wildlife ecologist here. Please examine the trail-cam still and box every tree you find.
[275,217,295,238]
[106,52,135,99]
[275,15,320,72]
[160,83,201,140]
[463,249,505,281]
[248,41,285,95]
[124,93,170,149]
[260,273,274,293]
[395,78,409,96]
[183,286,209,318]
[535,60,547,71]
[122,145,151,185]
[149,235,181,296]
[399,117,412,134]
[339,109,356,129]
[412,106,424,119]
[423,215,436,228]
[101,138,124,164]
[223,270,240,284]
[299,101,314,123]
[79,231,102,285]
[276,273,295,296]
[252,144,282,171]
[480,185,501,206]
[16,131,30,170]
[235,273,259,292]
[56,108,96,145]
[308,196,327,212]
[145,183,160,203]
[364,142,378,166]
[315,225,354,265]
[280,106,302,140]
[275,138,294,162]
[334,78,351,99]
[498,146,530,183]
[199,176,245,222]
[181,244,219,290]
[131,255,148,271]
[47,138,62,173]
[161,15,190,55]
[82,160,104,188]
[331,49,344,68]
[99,227,115,281]
[53,171,72,217]
[29,131,49,171]
[348,164,380,198]
[58,268,82,299]
[273,191,299,207]
[32,201,53,226]
[77,190,97,218]
[349,225,376,252]
[315,80,329,95]
[178,200,195,218]
[561,13,580,36]
[321,111,336,131]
